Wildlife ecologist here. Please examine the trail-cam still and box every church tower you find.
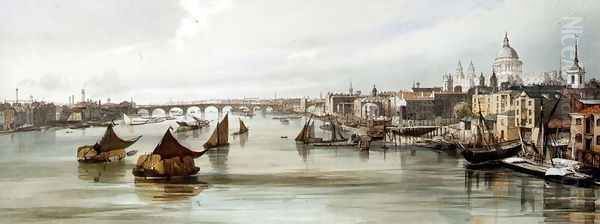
[567,40,585,89]
[490,71,498,92]
[456,61,464,79]
[467,61,476,89]
[349,81,354,95]
[479,72,486,87]
[443,73,454,92]
[371,84,378,97]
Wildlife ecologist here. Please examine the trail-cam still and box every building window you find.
[597,136,600,145]
[597,119,600,127]
[571,76,575,84]
[528,110,532,116]
[576,134,583,143]
[528,100,532,106]
[576,118,582,125]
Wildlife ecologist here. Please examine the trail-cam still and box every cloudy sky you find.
[0,0,598,104]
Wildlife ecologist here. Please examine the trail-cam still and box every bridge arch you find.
[222,105,233,113]
[169,107,184,116]
[265,106,274,113]
[185,106,202,115]
[237,105,251,112]
[137,108,150,116]
[151,108,167,117]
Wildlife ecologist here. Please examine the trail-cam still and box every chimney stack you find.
[15,88,19,104]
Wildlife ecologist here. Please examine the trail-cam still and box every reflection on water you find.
[78,162,133,183]
[207,147,230,173]
[134,178,207,203]
[295,144,310,163]
[2,112,600,223]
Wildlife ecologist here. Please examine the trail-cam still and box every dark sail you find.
[152,129,207,159]
[295,115,312,142]
[93,123,141,152]
[239,119,248,133]
[204,113,229,148]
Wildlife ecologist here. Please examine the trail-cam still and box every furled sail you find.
[204,114,229,148]
[93,123,141,153]
[152,128,207,159]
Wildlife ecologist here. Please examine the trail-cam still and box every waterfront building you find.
[569,99,600,167]
[472,90,519,117]
[325,83,360,117]
[496,111,518,141]
[432,92,467,119]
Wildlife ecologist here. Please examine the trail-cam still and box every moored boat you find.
[459,103,521,166]
[133,128,208,179]
[77,123,141,163]
[459,140,522,164]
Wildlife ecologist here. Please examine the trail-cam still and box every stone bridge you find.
[135,99,326,116]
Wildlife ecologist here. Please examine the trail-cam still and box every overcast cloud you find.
[0,0,598,104]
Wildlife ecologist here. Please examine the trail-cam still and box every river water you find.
[0,112,599,223]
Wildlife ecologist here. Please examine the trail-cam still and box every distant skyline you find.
[1,0,599,104]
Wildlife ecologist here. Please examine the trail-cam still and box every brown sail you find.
[93,123,141,153]
[239,119,248,133]
[295,116,312,142]
[204,113,229,148]
[152,128,207,159]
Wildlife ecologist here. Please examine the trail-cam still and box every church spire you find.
[574,39,580,66]
[503,32,510,47]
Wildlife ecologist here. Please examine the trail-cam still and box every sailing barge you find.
[77,123,141,163]
[133,128,208,179]
[459,104,521,166]
[204,114,229,148]
[295,115,318,144]
[233,118,248,135]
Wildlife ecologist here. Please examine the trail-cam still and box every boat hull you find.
[132,167,200,179]
[460,142,521,164]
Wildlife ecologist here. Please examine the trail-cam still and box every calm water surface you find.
[0,112,599,223]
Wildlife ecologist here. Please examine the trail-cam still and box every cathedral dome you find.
[496,46,519,59]
[496,33,519,59]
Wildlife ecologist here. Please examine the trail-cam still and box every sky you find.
[0,0,599,104]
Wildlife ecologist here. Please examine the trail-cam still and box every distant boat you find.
[133,128,208,178]
[295,115,321,144]
[203,114,229,149]
[280,118,290,124]
[77,123,142,163]
[308,116,347,145]
[233,118,249,135]
[123,114,149,125]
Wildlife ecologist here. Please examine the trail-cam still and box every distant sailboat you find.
[203,114,229,148]
[295,115,318,144]
[233,118,249,135]
[77,123,142,162]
